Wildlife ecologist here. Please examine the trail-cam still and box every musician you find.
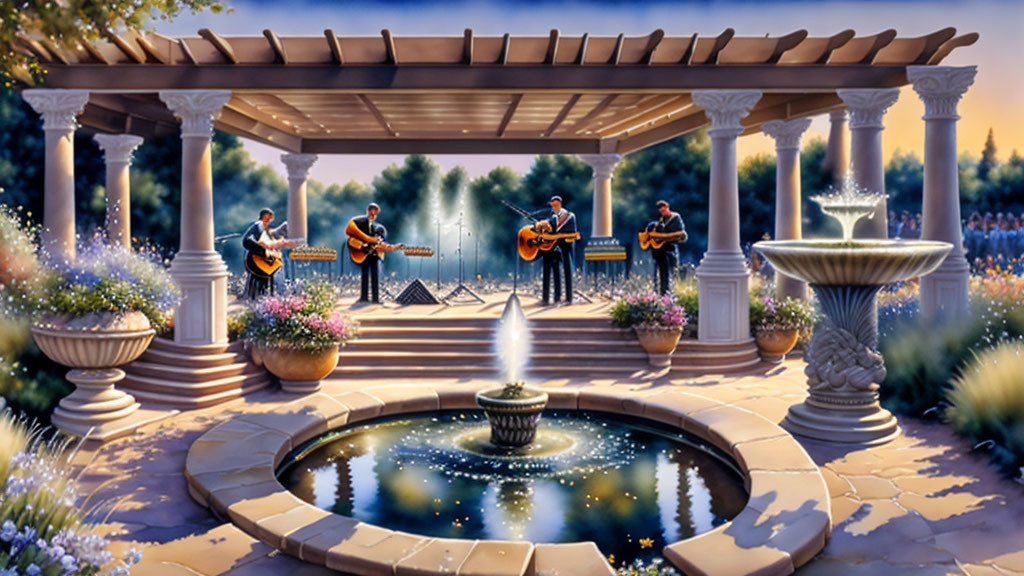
[647,200,687,294]
[538,220,562,306]
[545,195,577,305]
[347,203,387,304]
[242,208,279,300]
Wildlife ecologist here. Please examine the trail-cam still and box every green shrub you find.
[946,341,1024,475]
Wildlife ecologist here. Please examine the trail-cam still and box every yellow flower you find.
[607,554,615,565]
[639,538,655,549]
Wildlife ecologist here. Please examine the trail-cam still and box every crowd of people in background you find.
[963,211,1024,273]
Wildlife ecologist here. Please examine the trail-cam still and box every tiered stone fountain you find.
[755,176,951,445]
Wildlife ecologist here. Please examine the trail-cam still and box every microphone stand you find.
[444,208,484,304]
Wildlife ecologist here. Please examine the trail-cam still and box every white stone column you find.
[837,89,900,238]
[762,118,812,302]
[579,154,622,239]
[93,134,144,247]
[281,153,318,242]
[823,110,850,183]
[692,90,762,342]
[22,89,89,262]
[159,90,232,346]
[909,65,976,318]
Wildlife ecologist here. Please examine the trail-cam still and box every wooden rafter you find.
[616,112,708,155]
[598,95,694,138]
[107,32,145,64]
[575,34,589,65]
[543,94,581,136]
[263,29,288,64]
[177,38,199,64]
[324,29,344,64]
[499,33,511,65]
[463,29,474,64]
[818,29,855,64]
[131,30,169,64]
[702,28,735,65]
[568,95,617,134]
[679,33,698,65]
[545,29,560,65]
[911,27,957,65]
[496,94,523,137]
[357,94,396,136]
[594,94,679,136]
[928,32,979,65]
[859,29,897,64]
[303,138,601,155]
[198,28,237,64]
[766,30,808,64]
[224,97,302,135]
[381,29,397,65]
[218,106,302,152]
[641,29,665,65]
[38,39,70,65]
[78,39,110,65]
[15,32,53,62]
[609,33,625,65]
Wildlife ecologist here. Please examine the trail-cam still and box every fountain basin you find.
[476,386,549,447]
[753,239,952,286]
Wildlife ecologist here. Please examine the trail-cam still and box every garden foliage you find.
[240,278,358,352]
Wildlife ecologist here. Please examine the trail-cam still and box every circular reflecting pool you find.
[277,411,747,565]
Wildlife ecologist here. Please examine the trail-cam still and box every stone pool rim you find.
[184,385,832,576]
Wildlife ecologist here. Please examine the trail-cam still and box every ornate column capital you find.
[907,65,976,120]
[837,89,900,129]
[762,118,813,151]
[281,153,318,181]
[22,89,89,131]
[579,153,622,180]
[94,134,144,165]
[829,109,848,122]
[159,90,232,138]
[693,90,762,137]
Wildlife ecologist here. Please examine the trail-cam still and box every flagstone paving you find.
[71,359,1024,575]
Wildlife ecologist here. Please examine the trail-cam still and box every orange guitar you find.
[638,230,687,251]
[346,237,433,264]
[517,225,580,262]
[244,229,304,277]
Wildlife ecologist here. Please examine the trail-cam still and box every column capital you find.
[762,118,813,151]
[94,134,144,165]
[907,65,977,120]
[692,90,762,136]
[829,109,848,122]
[281,153,318,181]
[22,89,89,131]
[579,153,622,180]
[837,89,900,129]
[159,90,232,138]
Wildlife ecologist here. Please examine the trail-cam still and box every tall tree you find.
[978,128,998,182]
[469,166,523,274]
[885,149,925,215]
[737,153,777,246]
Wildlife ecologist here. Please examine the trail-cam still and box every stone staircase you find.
[334,316,761,380]
[121,338,272,409]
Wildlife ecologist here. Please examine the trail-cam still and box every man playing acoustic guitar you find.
[242,208,284,299]
[642,200,687,295]
[346,203,387,304]
[543,195,577,305]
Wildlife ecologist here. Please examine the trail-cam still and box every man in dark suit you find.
[546,195,578,305]
[242,208,279,300]
[648,200,687,295]
[347,203,387,304]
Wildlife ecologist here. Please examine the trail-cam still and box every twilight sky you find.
[150,0,1023,186]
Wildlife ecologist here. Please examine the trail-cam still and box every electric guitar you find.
[517,226,581,262]
[244,230,304,278]
[346,237,433,264]
[638,230,687,251]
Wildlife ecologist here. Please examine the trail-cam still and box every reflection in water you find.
[278,411,747,565]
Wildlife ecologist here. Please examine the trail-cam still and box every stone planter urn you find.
[635,326,683,368]
[755,328,800,364]
[262,346,339,394]
[31,312,154,438]
[475,383,549,448]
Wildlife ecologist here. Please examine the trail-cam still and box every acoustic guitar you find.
[244,230,304,278]
[517,226,581,262]
[347,237,433,264]
[638,230,687,251]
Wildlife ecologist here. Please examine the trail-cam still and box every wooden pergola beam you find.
[766,30,808,64]
[859,29,897,64]
[324,29,344,64]
[302,137,602,155]
[703,28,735,65]
[78,39,110,65]
[568,94,617,134]
[381,29,398,65]
[818,29,855,64]
[177,38,199,64]
[543,94,581,136]
[609,33,625,65]
[679,33,698,65]
[545,29,560,65]
[594,94,680,136]
[499,33,511,65]
[108,33,146,64]
[38,39,70,65]
[224,98,302,135]
[575,33,589,65]
[598,95,694,138]
[641,29,665,65]
[198,28,237,64]
[616,112,708,155]
[217,107,303,152]
[463,29,474,64]
[15,32,53,62]
[263,29,289,64]
[357,94,397,136]
[911,27,957,65]
[496,94,523,137]
[928,32,979,65]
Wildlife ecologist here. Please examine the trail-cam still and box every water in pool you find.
[278,410,747,566]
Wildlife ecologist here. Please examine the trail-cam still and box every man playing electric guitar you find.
[242,207,289,299]
[346,203,387,304]
[544,195,577,305]
[643,200,688,295]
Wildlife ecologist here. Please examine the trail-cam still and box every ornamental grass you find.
[0,413,141,575]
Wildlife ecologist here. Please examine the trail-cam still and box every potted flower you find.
[611,290,688,368]
[241,279,357,393]
[29,239,179,437]
[750,295,816,363]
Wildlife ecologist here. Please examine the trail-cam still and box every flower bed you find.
[610,291,687,331]
[240,279,357,352]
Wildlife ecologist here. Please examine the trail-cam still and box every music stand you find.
[443,208,484,305]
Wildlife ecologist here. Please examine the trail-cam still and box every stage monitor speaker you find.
[396,278,442,305]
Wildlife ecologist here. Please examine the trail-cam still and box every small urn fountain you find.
[754,174,951,445]
[476,381,549,448]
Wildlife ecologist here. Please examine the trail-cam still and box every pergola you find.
[17,27,978,349]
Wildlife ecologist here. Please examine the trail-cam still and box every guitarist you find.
[243,208,280,299]
[347,203,387,304]
[545,196,577,305]
[647,200,687,295]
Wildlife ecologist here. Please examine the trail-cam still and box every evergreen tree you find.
[978,127,998,181]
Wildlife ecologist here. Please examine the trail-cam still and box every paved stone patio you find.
[68,353,1024,576]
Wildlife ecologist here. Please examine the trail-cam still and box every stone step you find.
[121,370,265,398]
[148,337,241,355]
[137,347,248,369]
[332,365,499,378]
[132,376,272,409]
[343,339,495,352]
[126,360,258,382]
[356,326,496,341]
[354,317,496,328]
